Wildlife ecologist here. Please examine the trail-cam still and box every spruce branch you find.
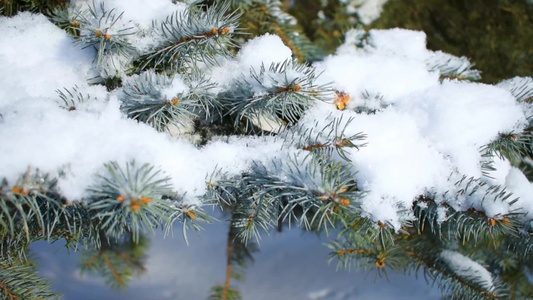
[0,168,60,244]
[413,191,520,245]
[497,76,533,103]
[232,194,277,244]
[204,169,240,207]
[87,161,175,242]
[408,249,507,300]
[136,2,240,71]
[56,85,95,112]
[232,153,362,241]
[184,71,222,121]
[327,234,407,276]
[77,1,137,76]
[328,89,391,114]
[482,131,533,165]
[207,153,364,243]
[87,161,211,244]
[164,197,213,245]
[0,259,60,300]
[119,69,221,131]
[3,1,533,298]
[0,170,93,262]
[0,0,67,17]
[119,70,199,131]
[427,51,482,82]
[222,59,332,131]
[47,3,83,36]
[284,115,367,162]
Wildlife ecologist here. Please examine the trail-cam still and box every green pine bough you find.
[1,1,533,299]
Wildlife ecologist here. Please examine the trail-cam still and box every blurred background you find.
[31,210,442,300]
[287,0,532,83]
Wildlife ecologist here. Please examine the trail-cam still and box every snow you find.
[0,94,287,201]
[1,96,288,201]
[440,250,494,291]
[1,11,533,228]
[237,34,293,72]
[320,29,437,101]
[344,0,390,25]
[160,76,190,100]
[358,28,429,60]
[211,34,293,90]
[504,166,533,219]
[395,81,524,178]
[309,28,528,226]
[436,206,449,223]
[0,13,95,101]
[71,0,187,31]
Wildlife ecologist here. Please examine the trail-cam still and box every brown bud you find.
[335,92,351,111]
[186,210,197,219]
[376,258,386,268]
[339,198,350,206]
[130,198,141,211]
[12,186,28,195]
[130,203,141,212]
[221,27,231,35]
[334,138,353,148]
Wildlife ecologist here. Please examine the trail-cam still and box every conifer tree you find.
[1,0,533,299]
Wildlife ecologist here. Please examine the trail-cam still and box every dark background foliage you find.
[374,0,533,83]
[287,0,533,83]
